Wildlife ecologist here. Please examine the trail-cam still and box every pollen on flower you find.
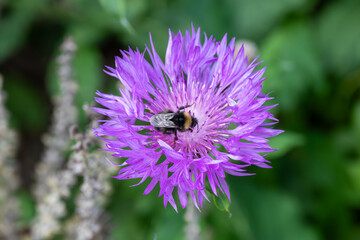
[93,25,282,211]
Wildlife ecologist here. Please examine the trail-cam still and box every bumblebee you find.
[150,104,198,141]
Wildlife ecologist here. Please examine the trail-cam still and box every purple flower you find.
[94,26,282,211]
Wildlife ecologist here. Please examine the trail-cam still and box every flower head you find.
[94,26,282,211]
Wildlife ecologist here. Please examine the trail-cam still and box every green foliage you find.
[18,190,36,226]
[152,210,184,240]
[261,21,325,111]
[0,0,45,63]
[230,179,319,240]
[353,101,360,145]
[72,45,102,128]
[3,75,49,131]
[99,0,126,18]
[317,0,360,75]
[228,0,308,39]
[268,131,304,159]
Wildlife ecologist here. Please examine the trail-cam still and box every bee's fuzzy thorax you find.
[183,112,192,130]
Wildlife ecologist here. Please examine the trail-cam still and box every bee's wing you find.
[150,113,177,128]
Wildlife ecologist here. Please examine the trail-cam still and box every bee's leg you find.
[189,128,193,133]
[177,103,195,112]
[174,130,178,141]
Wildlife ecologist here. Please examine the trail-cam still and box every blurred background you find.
[0,0,360,239]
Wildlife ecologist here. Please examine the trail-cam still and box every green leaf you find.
[261,21,324,111]
[230,179,320,240]
[0,0,47,62]
[229,0,308,39]
[0,8,33,62]
[18,190,36,226]
[99,0,126,17]
[3,75,49,131]
[152,210,184,240]
[352,101,360,145]
[107,180,166,240]
[72,45,102,128]
[317,1,360,75]
[280,133,353,239]
[268,131,305,158]
[69,24,105,47]
[124,0,148,20]
[347,159,360,203]
[98,0,135,35]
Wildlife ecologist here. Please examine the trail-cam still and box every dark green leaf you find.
[0,9,33,62]
[18,190,36,226]
[268,131,304,158]
[72,44,102,128]
[230,180,319,240]
[3,75,49,131]
[317,1,360,75]
[99,0,126,17]
[229,0,308,39]
[261,21,325,111]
